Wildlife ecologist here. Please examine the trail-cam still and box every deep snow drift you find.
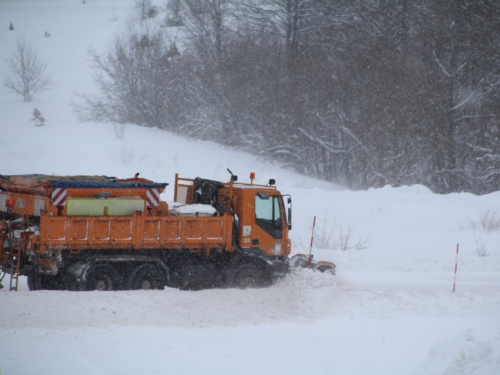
[1,1,500,374]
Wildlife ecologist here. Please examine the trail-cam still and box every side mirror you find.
[288,206,292,230]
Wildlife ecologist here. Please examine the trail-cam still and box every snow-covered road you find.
[0,270,500,375]
[1,267,499,374]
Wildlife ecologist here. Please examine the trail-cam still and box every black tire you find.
[84,264,121,291]
[64,277,81,291]
[233,264,266,289]
[27,273,41,291]
[27,274,61,290]
[125,264,165,290]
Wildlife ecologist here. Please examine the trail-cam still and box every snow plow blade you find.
[289,254,336,275]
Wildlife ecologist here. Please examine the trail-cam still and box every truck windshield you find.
[255,194,283,239]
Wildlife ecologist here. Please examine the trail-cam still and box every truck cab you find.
[174,172,292,260]
[230,186,291,259]
[173,172,292,287]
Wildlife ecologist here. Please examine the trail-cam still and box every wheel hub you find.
[95,278,110,291]
[140,279,152,289]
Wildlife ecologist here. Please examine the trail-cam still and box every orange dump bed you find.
[37,211,234,253]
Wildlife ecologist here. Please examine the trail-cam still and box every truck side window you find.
[255,195,282,239]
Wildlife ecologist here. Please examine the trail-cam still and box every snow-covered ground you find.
[1,1,500,374]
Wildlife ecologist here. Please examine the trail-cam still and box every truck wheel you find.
[27,274,61,290]
[233,264,266,289]
[84,264,120,291]
[27,274,42,291]
[125,264,165,290]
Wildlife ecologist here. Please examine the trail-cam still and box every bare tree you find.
[75,20,179,129]
[183,0,233,62]
[134,0,157,20]
[4,39,52,102]
[76,0,500,194]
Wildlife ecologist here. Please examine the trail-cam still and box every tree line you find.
[77,0,500,194]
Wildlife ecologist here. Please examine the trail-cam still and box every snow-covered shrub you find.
[135,0,157,20]
[31,108,46,127]
[164,0,184,27]
[119,146,150,166]
[306,213,371,251]
[461,210,500,232]
[112,123,126,139]
[74,20,179,130]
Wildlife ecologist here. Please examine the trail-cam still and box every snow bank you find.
[421,329,500,375]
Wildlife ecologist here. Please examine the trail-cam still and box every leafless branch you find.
[4,39,52,102]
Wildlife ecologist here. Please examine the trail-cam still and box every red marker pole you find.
[308,216,316,267]
[453,243,459,292]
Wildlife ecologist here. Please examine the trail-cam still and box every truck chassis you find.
[0,172,291,291]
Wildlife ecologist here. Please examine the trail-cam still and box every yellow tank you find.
[66,197,145,216]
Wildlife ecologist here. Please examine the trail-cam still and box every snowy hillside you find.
[1,1,500,374]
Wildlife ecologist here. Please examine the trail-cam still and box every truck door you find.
[254,193,282,239]
[252,193,286,256]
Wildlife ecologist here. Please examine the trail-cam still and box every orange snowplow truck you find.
[0,171,292,291]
